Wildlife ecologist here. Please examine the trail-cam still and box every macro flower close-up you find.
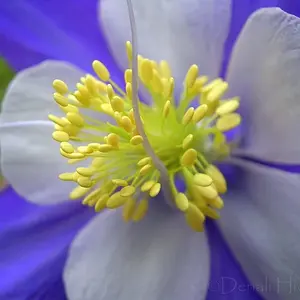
[1,0,300,299]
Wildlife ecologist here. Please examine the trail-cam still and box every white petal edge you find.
[99,0,231,82]
[226,8,300,163]
[64,204,210,300]
[0,60,86,204]
[218,158,300,300]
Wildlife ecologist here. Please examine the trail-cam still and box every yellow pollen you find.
[50,40,241,232]
[53,79,68,94]
[216,113,241,132]
[92,60,110,81]
[182,107,195,125]
[181,148,197,166]
[193,173,213,187]
[175,193,189,212]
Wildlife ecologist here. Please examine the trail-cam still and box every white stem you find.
[125,0,174,205]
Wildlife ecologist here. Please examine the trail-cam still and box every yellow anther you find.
[123,197,136,222]
[191,76,208,93]
[216,113,241,132]
[107,133,119,147]
[163,100,171,118]
[54,124,63,131]
[73,90,90,106]
[85,75,98,95]
[141,180,155,192]
[130,135,143,145]
[66,112,84,127]
[92,60,110,81]
[53,79,68,94]
[128,109,135,124]
[126,41,133,64]
[210,196,224,209]
[125,69,132,84]
[193,173,213,187]
[106,84,114,100]
[137,157,151,167]
[185,64,199,88]
[140,59,153,84]
[194,184,218,200]
[120,116,133,132]
[202,206,220,220]
[52,131,69,142]
[76,167,94,177]
[106,192,127,209]
[193,104,208,123]
[151,60,159,71]
[69,186,91,200]
[132,198,149,222]
[175,193,189,212]
[98,144,113,152]
[181,148,197,166]
[216,98,240,116]
[159,60,172,78]
[72,172,80,181]
[149,183,161,197]
[61,150,85,159]
[126,82,132,99]
[60,142,74,154]
[48,114,69,127]
[114,112,122,125]
[120,185,136,197]
[182,134,194,149]
[76,83,90,99]
[95,194,109,212]
[53,92,68,106]
[207,81,229,103]
[139,164,152,175]
[112,179,128,187]
[61,104,79,114]
[185,203,205,232]
[163,77,174,98]
[151,70,163,93]
[205,165,227,194]
[182,107,195,125]
[77,176,93,188]
[77,146,92,154]
[201,78,223,93]
[97,81,108,93]
[110,96,124,112]
[82,188,102,205]
[59,172,74,181]
[100,103,114,115]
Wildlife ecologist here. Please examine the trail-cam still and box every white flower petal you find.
[1,124,77,204]
[1,60,85,122]
[226,8,300,163]
[64,204,210,300]
[0,60,85,204]
[100,0,231,81]
[218,159,300,300]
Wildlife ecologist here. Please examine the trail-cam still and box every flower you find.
[1,1,300,300]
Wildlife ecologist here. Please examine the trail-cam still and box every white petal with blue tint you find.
[218,159,300,300]
[64,204,210,300]
[100,0,231,81]
[0,61,85,204]
[226,8,300,163]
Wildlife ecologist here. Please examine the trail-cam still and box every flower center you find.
[49,41,241,232]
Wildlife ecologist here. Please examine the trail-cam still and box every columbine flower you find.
[1,1,300,299]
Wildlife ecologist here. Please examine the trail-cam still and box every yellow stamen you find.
[50,39,241,232]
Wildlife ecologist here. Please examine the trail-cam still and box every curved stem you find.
[125,0,174,206]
